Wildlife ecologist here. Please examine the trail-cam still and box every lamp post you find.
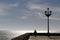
[44,8,52,37]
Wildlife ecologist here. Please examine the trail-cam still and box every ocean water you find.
[0,30,23,40]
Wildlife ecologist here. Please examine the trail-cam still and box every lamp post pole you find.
[44,8,52,37]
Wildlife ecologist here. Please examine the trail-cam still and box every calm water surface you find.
[0,30,23,40]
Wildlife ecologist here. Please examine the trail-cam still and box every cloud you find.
[8,3,19,8]
[26,3,46,10]
[26,2,60,12]
[0,12,8,16]
[50,17,60,20]
[0,3,19,16]
[17,15,28,20]
[0,3,9,16]
[38,13,60,21]
[26,2,60,21]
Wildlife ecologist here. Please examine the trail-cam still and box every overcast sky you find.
[0,0,60,32]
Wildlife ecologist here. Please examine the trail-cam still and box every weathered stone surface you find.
[12,33,60,40]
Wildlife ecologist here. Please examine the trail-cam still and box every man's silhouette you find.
[34,30,37,37]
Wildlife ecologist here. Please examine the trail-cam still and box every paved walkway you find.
[28,36,60,40]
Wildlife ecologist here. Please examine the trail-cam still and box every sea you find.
[0,30,24,40]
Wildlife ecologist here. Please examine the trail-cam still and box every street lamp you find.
[44,8,52,37]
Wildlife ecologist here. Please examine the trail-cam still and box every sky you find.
[0,0,60,33]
